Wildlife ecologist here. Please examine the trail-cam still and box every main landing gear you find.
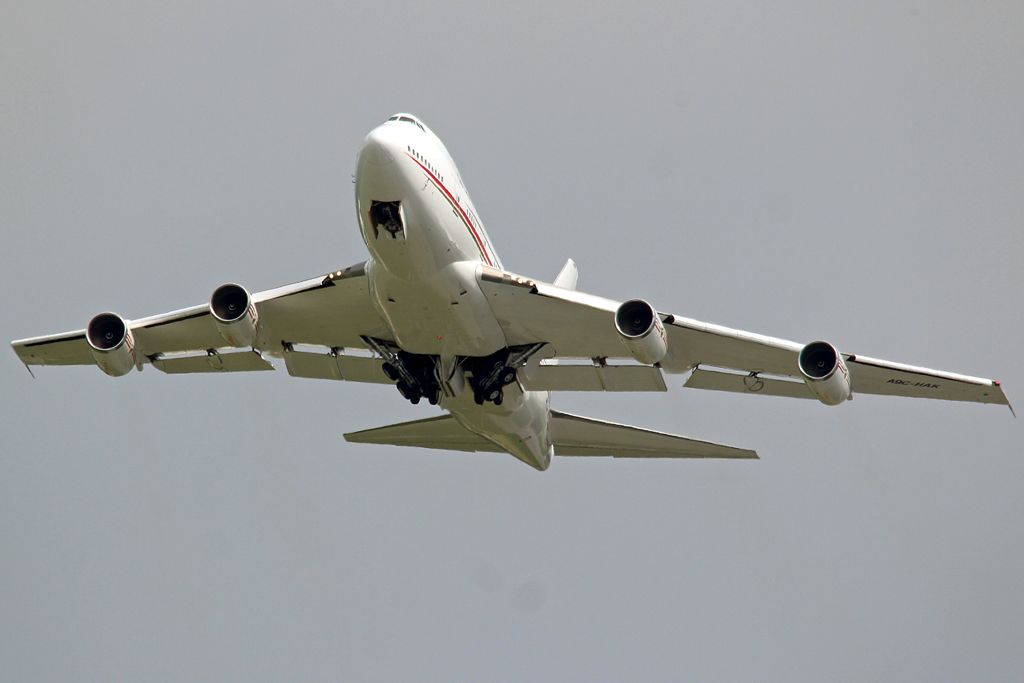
[363,337,441,406]
[381,351,441,406]
[465,353,516,406]
[363,338,546,407]
[464,343,545,406]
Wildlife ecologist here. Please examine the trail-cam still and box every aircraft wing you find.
[478,266,1010,408]
[11,262,393,371]
[345,411,757,459]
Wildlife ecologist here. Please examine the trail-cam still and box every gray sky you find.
[2,2,1022,681]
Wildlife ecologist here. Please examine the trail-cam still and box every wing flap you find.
[684,367,814,399]
[151,350,274,374]
[521,362,667,392]
[282,348,391,384]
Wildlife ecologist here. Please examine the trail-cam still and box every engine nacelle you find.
[86,312,136,377]
[210,283,258,347]
[798,340,851,406]
[614,299,668,365]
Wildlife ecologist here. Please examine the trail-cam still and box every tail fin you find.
[553,259,578,290]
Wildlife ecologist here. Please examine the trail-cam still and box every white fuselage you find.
[354,114,552,470]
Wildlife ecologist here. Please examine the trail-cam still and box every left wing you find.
[12,262,392,371]
[478,266,1010,408]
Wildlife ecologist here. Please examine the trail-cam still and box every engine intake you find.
[86,312,136,377]
[798,340,851,406]
[210,283,258,347]
[614,299,668,365]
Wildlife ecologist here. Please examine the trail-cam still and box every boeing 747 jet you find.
[11,114,1011,469]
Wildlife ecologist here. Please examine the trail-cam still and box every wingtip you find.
[995,381,1014,417]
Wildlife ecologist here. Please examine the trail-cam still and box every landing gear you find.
[397,380,421,404]
[363,337,441,407]
[473,384,503,406]
[368,200,404,239]
[465,344,543,406]
[390,352,441,405]
[363,337,546,408]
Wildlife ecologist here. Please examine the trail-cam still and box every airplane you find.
[11,113,1012,470]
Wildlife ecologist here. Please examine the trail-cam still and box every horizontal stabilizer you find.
[345,414,498,453]
[548,411,757,458]
[344,411,757,460]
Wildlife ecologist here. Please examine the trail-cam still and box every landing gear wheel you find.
[500,367,517,385]
[397,381,412,399]
[486,387,501,402]
[382,362,400,381]
[493,389,504,406]
[397,381,422,405]
[473,387,485,406]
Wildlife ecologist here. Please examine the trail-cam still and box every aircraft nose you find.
[359,124,403,169]
[356,124,409,201]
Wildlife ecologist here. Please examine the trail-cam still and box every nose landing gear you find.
[368,200,405,240]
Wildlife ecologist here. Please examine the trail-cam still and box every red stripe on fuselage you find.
[405,152,494,266]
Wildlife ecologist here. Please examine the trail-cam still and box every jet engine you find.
[210,283,258,347]
[614,299,668,365]
[798,340,851,406]
[86,312,136,377]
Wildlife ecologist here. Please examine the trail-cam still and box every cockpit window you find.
[389,115,425,132]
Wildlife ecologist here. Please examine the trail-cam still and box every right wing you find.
[477,266,1009,408]
[12,261,393,370]
[345,411,757,459]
